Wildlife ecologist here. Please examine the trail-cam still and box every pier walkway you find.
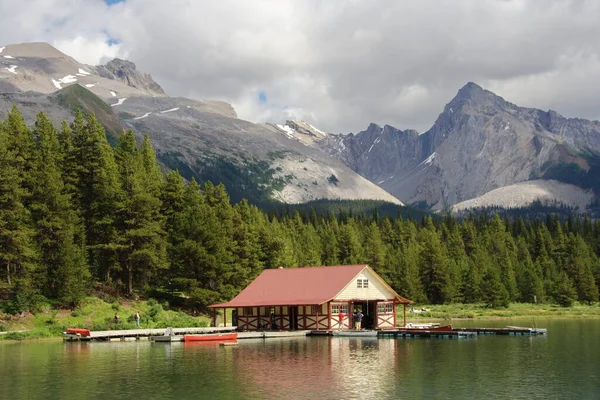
[63,325,546,342]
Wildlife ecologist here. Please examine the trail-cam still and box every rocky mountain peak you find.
[445,81,508,114]
[96,58,166,96]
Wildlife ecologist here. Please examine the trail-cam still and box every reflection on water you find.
[1,319,600,400]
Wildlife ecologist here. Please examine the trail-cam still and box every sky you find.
[1,0,600,133]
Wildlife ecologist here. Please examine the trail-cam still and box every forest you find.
[0,106,599,314]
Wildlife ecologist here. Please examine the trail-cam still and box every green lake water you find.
[1,319,599,399]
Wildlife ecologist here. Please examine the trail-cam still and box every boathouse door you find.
[354,301,378,329]
[289,306,298,330]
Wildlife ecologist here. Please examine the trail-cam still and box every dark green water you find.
[1,319,599,399]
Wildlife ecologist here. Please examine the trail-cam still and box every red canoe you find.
[183,333,238,342]
[66,328,91,337]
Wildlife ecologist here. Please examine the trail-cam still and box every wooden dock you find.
[64,326,545,342]
[64,328,311,342]
[63,327,237,342]
[378,330,477,339]
[452,326,547,336]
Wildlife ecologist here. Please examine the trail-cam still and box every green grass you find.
[401,302,600,321]
[0,296,211,341]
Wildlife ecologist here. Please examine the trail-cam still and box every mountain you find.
[0,42,402,206]
[323,82,600,211]
[267,120,330,147]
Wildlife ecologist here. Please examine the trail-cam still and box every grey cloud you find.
[2,0,600,133]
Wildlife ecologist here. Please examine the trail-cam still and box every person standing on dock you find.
[135,312,140,328]
[354,310,363,330]
[338,310,345,329]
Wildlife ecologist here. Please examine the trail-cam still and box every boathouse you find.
[209,264,412,331]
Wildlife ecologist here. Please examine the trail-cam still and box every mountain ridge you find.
[0,41,404,207]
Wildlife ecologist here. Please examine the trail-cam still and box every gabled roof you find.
[209,264,411,308]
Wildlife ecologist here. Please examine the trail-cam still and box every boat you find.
[183,333,238,342]
[402,323,453,332]
[332,330,378,337]
[151,327,182,342]
[506,326,548,335]
[65,328,91,337]
[152,335,182,342]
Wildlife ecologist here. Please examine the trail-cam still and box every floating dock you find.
[378,330,477,339]
[63,328,311,342]
[63,327,237,342]
[64,326,545,342]
[452,326,547,336]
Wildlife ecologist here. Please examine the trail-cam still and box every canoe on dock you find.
[65,328,91,337]
[332,330,378,337]
[183,333,238,342]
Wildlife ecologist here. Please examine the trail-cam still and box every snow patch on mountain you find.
[111,98,127,106]
[452,180,594,212]
[134,112,152,120]
[52,75,77,89]
[3,55,14,59]
[0,47,4,54]
[5,65,17,74]
[160,107,179,113]
[110,91,116,97]
[276,124,296,138]
[420,152,436,166]
[78,68,90,75]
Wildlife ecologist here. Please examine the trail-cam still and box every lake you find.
[1,319,599,399]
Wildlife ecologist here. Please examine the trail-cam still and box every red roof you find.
[209,264,410,308]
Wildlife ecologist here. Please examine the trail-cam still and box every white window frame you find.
[377,302,393,314]
[332,303,348,314]
[357,279,369,289]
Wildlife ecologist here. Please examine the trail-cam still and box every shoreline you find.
[3,313,599,343]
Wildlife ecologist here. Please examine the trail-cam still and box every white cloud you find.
[2,0,600,133]
[53,36,122,65]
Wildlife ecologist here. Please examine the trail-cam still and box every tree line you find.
[0,107,598,313]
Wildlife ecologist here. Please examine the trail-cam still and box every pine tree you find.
[554,271,577,307]
[337,219,364,264]
[29,112,89,305]
[481,267,510,308]
[71,114,123,284]
[114,130,167,295]
[418,227,455,304]
[0,112,37,295]
[363,222,387,278]
[565,234,599,304]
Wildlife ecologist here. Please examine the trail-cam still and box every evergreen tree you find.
[363,222,387,278]
[418,227,455,304]
[565,234,599,304]
[30,112,89,305]
[554,271,577,307]
[114,130,167,295]
[71,114,123,284]
[0,113,37,293]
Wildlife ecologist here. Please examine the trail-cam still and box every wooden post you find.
[403,304,407,327]
[212,309,216,327]
[223,308,227,327]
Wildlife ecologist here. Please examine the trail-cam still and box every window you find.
[243,307,254,316]
[332,304,348,314]
[357,279,369,289]
[377,303,393,314]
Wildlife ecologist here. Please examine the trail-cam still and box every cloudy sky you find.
[1,0,600,133]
